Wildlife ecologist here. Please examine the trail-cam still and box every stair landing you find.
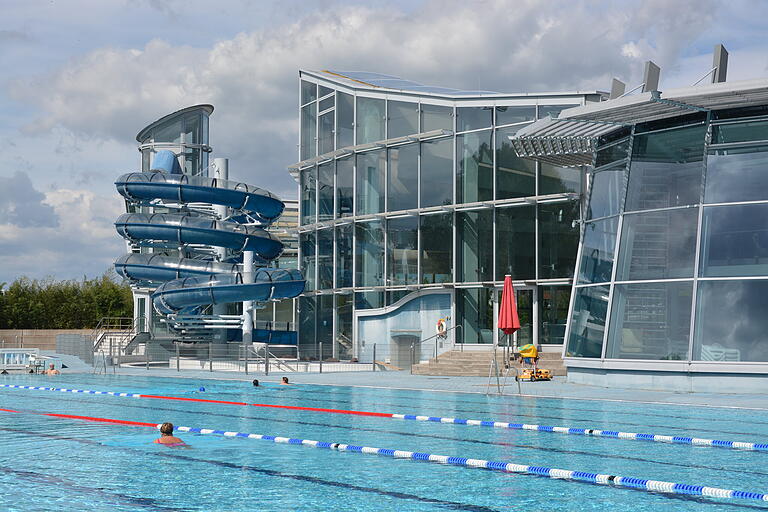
[411,349,567,377]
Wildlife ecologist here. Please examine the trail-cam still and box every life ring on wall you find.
[436,318,447,338]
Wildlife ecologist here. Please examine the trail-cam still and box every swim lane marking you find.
[1,384,766,452]
[0,406,765,504]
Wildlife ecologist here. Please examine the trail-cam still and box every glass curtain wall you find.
[297,79,590,352]
[565,112,768,365]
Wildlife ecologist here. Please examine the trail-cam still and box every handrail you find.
[415,324,462,345]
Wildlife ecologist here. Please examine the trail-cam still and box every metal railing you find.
[409,325,463,373]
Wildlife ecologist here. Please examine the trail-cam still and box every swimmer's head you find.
[281,377,289,384]
[252,379,259,387]
[160,422,174,435]
[49,363,55,369]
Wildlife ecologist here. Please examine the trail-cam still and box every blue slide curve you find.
[114,150,304,319]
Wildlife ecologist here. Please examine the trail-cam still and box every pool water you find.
[1,373,767,511]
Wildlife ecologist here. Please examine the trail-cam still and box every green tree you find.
[0,270,133,329]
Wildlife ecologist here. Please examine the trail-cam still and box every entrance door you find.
[495,287,535,349]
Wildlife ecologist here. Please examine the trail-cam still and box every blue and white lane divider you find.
[167,423,767,503]
[3,384,768,453]
[391,413,768,451]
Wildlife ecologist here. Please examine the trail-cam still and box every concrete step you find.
[410,349,567,377]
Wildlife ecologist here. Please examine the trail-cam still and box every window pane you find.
[420,138,453,208]
[626,125,705,211]
[300,103,316,160]
[387,217,418,285]
[336,294,353,359]
[540,162,581,195]
[184,114,200,144]
[387,144,418,211]
[300,167,316,225]
[606,282,692,360]
[712,119,768,144]
[705,146,768,203]
[336,157,353,218]
[355,221,384,287]
[496,206,535,280]
[184,147,201,176]
[616,209,697,280]
[355,291,384,309]
[595,138,629,168]
[318,111,334,155]
[496,125,535,199]
[457,210,493,282]
[356,97,385,144]
[355,149,385,215]
[154,119,182,144]
[587,165,625,219]
[694,280,768,362]
[300,80,317,104]
[317,228,333,289]
[495,106,535,126]
[566,285,609,358]
[299,232,316,291]
[318,84,333,98]
[578,217,619,284]
[421,212,452,284]
[298,296,315,347]
[336,224,352,288]
[456,130,493,203]
[539,286,571,345]
[387,290,410,306]
[700,203,768,277]
[318,95,334,112]
[388,100,419,138]
[421,104,452,132]
[456,106,492,132]
[387,144,419,212]
[317,162,334,221]
[337,92,354,148]
[457,288,494,344]
[539,202,579,279]
[538,104,579,119]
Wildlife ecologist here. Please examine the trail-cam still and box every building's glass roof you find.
[323,70,499,96]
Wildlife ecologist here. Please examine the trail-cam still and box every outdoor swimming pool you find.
[1,373,767,511]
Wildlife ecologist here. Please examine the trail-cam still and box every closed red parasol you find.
[498,274,520,335]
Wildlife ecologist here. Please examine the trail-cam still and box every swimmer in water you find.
[252,379,259,387]
[44,363,60,376]
[280,377,290,385]
[154,422,186,447]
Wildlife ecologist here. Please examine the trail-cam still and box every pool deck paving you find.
[100,366,768,411]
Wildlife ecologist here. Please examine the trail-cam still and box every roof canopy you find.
[510,78,768,166]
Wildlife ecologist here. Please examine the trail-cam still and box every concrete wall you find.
[567,367,768,394]
[0,329,92,351]
[56,334,94,365]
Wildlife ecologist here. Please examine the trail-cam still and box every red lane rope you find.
[140,394,393,418]
[0,407,156,428]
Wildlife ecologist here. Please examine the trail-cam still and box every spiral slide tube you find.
[113,151,304,324]
[0,407,765,503]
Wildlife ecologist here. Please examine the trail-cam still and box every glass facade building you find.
[291,70,602,361]
[567,109,768,369]
[509,76,768,387]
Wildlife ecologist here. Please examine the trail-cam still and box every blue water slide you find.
[115,213,283,260]
[114,254,242,283]
[115,172,284,224]
[152,269,305,315]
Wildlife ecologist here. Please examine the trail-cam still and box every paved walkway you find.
[105,366,768,410]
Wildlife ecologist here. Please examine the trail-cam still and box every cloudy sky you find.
[1,0,767,284]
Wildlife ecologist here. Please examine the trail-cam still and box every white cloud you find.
[6,0,764,282]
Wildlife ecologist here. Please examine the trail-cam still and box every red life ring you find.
[436,318,447,337]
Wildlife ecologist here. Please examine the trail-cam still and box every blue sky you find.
[1,0,767,283]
